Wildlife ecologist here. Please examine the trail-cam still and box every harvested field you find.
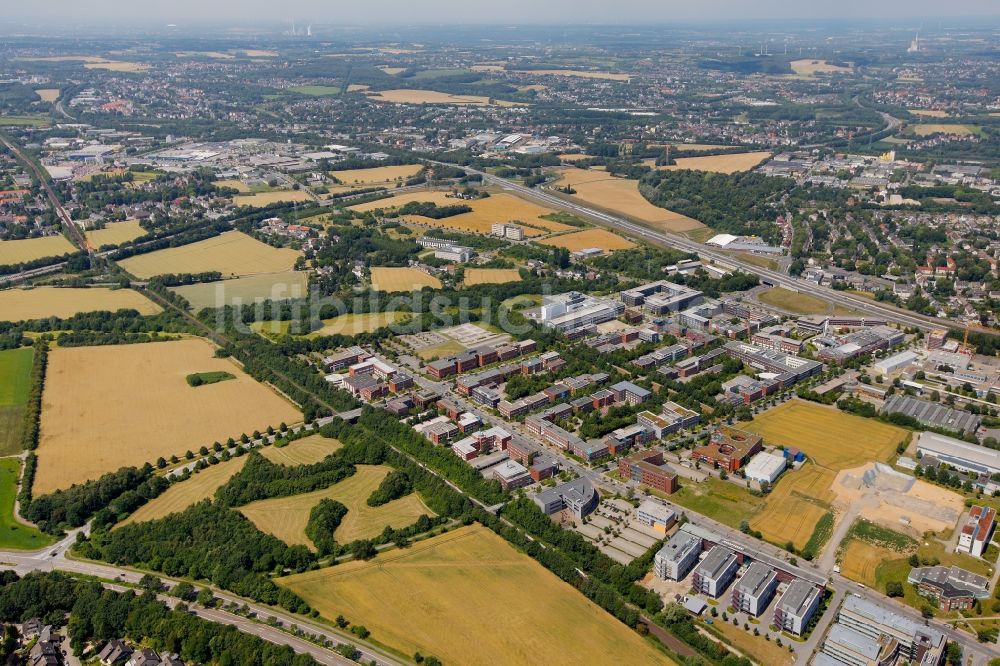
[751,464,836,550]
[240,464,432,547]
[277,525,672,666]
[790,59,853,75]
[213,179,250,192]
[365,89,517,106]
[35,89,59,102]
[253,311,408,338]
[119,457,248,527]
[471,64,506,72]
[118,231,300,279]
[551,168,704,232]
[910,109,950,118]
[84,220,145,247]
[34,339,301,494]
[83,61,149,72]
[352,190,569,237]
[558,153,590,162]
[0,287,160,323]
[0,347,33,456]
[370,267,441,292]
[243,50,278,57]
[377,67,406,75]
[757,287,830,315]
[463,268,522,285]
[233,189,313,207]
[0,236,76,265]
[645,151,771,174]
[170,272,309,311]
[513,69,630,81]
[912,124,979,136]
[741,400,906,471]
[537,228,635,252]
[261,434,342,466]
[840,540,896,587]
[330,164,422,186]
[346,84,369,92]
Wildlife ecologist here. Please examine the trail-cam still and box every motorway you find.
[430,160,965,334]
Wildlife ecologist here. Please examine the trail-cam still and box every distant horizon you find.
[5,0,1000,27]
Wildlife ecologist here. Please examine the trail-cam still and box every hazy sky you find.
[8,0,1000,24]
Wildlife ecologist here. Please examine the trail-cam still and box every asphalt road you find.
[429,160,962,334]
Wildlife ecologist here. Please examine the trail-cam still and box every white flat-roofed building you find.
[731,562,778,617]
[692,546,739,598]
[916,431,1000,476]
[772,579,821,636]
[874,350,918,376]
[635,499,677,534]
[653,530,702,581]
[743,451,787,485]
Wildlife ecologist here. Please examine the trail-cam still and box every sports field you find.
[35,89,59,102]
[911,124,980,136]
[34,338,301,494]
[170,272,309,310]
[84,220,145,247]
[513,69,630,81]
[330,164,423,186]
[118,457,248,527]
[118,231,300,279]
[351,191,569,236]
[365,89,518,106]
[239,464,433,547]
[0,287,161,323]
[552,168,704,233]
[741,400,906,471]
[789,59,853,75]
[0,458,53,550]
[757,287,830,315]
[370,267,442,292]
[0,236,76,265]
[750,464,836,550]
[537,228,635,252]
[0,348,33,456]
[261,434,342,466]
[646,151,771,174]
[278,525,672,666]
[233,189,313,207]
[463,268,522,285]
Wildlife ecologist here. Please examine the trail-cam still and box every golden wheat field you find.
[0,287,160,322]
[0,236,76,265]
[645,151,771,174]
[170,272,309,311]
[352,191,570,237]
[329,164,423,186]
[552,168,704,232]
[910,109,950,118]
[370,267,442,292]
[34,89,59,102]
[513,69,630,81]
[536,228,635,252]
[789,59,853,75]
[277,525,674,666]
[365,89,518,106]
[261,434,342,466]
[239,464,433,547]
[118,231,300,279]
[233,189,313,207]
[741,400,906,471]
[118,457,248,526]
[84,220,145,247]
[911,124,978,136]
[34,339,301,494]
[750,464,836,550]
[83,61,150,72]
[346,84,370,92]
[839,540,895,587]
[213,179,250,192]
[243,50,278,57]
[463,268,523,285]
